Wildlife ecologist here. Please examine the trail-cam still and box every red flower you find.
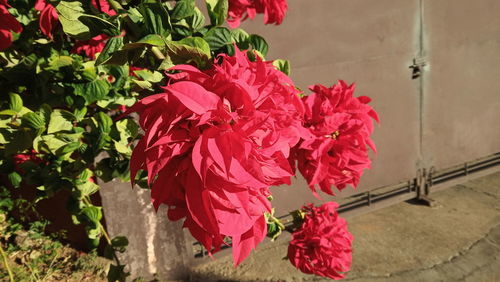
[35,0,59,39]
[0,0,22,50]
[91,0,117,16]
[296,81,379,196]
[227,0,287,28]
[288,202,353,280]
[117,105,127,112]
[71,34,109,59]
[126,47,307,266]
[129,66,145,77]
[12,150,43,174]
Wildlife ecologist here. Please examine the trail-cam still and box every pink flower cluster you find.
[127,48,378,268]
[288,202,353,280]
[227,0,288,28]
[127,48,309,265]
[297,82,380,196]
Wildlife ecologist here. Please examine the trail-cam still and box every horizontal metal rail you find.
[192,152,500,259]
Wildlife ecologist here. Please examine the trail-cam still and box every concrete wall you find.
[99,0,500,278]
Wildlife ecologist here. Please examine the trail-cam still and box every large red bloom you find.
[227,0,287,28]
[296,81,379,196]
[126,48,308,266]
[71,34,109,59]
[288,202,353,280]
[35,0,58,39]
[0,0,22,50]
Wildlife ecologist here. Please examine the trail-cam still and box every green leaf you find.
[79,168,93,182]
[82,206,102,223]
[47,55,74,71]
[133,69,163,83]
[8,172,22,188]
[5,130,33,155]
[39,104,52,122]
[0,110,17,116]
[56,1,90,40]
[171,0,196,20]
[95,158,114,182]
[74,107,87,121]
[21,112,46,132]
[139,34,166,45]
[206,0,228,26]
[86,226,101,240]
[95,36,124,66]
[204,27,233,50]
[179,37,211,56]
[9,93,23,113]
[88,237,100,248]
[165,39,211,68]
[78,14,120,37]
[121,34,165,51]
[77,182,100,197]
[115,119,139,140]
[249,34,269,57]
[38,135,67,154]
[96,112,113,134]
[56,141,80,155]
[73,79,111,105]
[114,141,131,156]
[189,7,205,30]
[231,28,250,50]
[47,110,74,134]
[273,59,291,75]
[139,3,172,37]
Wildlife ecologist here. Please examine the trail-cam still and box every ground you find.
[190,172,500,282]
[2,172,499,281]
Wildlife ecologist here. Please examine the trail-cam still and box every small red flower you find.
[117,105,127,112]
[0,0,22,50]
[227,0,287,28]
[35,0,58,39]
[12,150,43,174]
[91,0,117,16]
[296,81,379,196]
[288,202,353,280]
[71,34,109,59]
[129,66,145,77]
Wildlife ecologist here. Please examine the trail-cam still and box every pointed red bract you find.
[127,47,307,266]
[288,202,353,280]
[12,149,43,174]
[35,0,58,39]
[71,34,109,59]
[296,81,379,195]
[91,0,117,16]
[227,0,287,28]
[0,0,22,50]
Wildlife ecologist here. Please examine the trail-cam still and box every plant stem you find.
[82,196,122,266]
[0,243,14,282]
[151,47,166,60]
